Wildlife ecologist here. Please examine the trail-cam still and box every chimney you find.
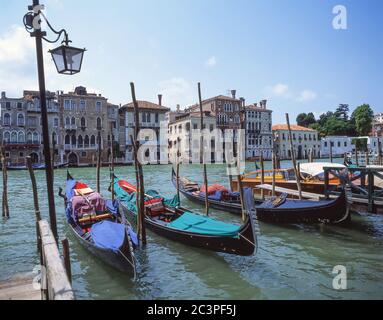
[1,91,6,99]
[231,90,236,99]
[240,97,245,108]
[254,103,258,108]
[176,104,180,112]
[261,99,267,109]
[158,94,163,106]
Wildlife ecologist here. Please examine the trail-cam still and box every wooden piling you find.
[61,238,72,284]
[329,141,333,163]
[96,131,102,193]
[365,152,369,166]
[378,139,383,166]
[355,144,359,167]
[272,152,276,197]
[26,157,42,222]
[110,125,115,201]
[198,83,209,217]
[176,144,181,204]
[1,146,9,218]
[286,113,302,200]
[260,153,265,200]
[130,82,147,245]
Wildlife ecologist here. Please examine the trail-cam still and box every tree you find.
[297,112,316,128]
[297,113,308,127]
[351,104,374,136]
[335,104,350,121]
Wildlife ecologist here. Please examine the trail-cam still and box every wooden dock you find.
[0,273,40,300]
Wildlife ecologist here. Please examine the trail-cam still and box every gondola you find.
[171,168,259,215]
[255,190,350,224]
[113,176,257,256]
[58,172,137,275]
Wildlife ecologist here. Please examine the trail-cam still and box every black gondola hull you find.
[255,191,350,224]
[69,224,135,274]
[119,202,256,256]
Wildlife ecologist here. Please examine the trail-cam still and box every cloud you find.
[0,26,35,64]
[265,83,318,102]
[297,89,317,102]
[158,77,194,109]
[205,56,217,68]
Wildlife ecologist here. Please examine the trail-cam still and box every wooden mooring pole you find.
[61,238,72,285]
[329,141,333,163]
[272,152,276,197]
[260,153,265,200]
[198,83,209,217]
[96,131,102,193]
[1,146,10,218]
[130,82,147,245]
[286,113,302,200]
[176,144,181,204]
[110,124,115,201]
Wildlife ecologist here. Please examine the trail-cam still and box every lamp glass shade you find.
[49,45,85,75]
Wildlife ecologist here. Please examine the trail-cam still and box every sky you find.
[0,0,382,124]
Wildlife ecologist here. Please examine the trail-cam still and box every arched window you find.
[78,135,83,148]
[84,135,90,148]
[17,114,25,126]
[71,135,76,146]
[3,131,10,143]
[27,132,32,143]
[65,117,70,125]
[52,132,57,145]
[3,113,10,126]
[80,117,86,127]
[97,117,102,129]
[11,132,17,143]
[32,132,39,144]
[65,134,70,145]
[90,135,96,147]
[18,132,25,143]
[71,117,76,125]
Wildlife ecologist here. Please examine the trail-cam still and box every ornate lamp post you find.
[23,1,85,242]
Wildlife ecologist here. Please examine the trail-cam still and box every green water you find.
[0,161,382,300]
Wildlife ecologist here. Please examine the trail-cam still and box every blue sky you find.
[0,0,382,124]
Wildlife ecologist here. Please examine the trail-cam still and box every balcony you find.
[65,124,77,130]
[3,142,40,150]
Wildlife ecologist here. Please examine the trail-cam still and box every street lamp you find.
[23,0,85,242]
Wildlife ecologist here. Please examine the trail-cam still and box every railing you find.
[36,220,74,300]
[324,166,383,213]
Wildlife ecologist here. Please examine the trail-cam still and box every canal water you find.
[1,161,382,300]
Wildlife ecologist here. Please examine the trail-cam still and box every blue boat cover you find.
[91,220,126,253]
[168,212,240,237]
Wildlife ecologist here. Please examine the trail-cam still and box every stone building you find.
[245,100,273,160]
[168,111,218,163]
[119,95,170,164]
[321,136,353,157]
[372,112,383,137]
[0,90,59,166]
[273,124,320,160]
[57,86,119,166]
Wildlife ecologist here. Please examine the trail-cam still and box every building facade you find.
[168,111,217,163]
[119,97,170,164]
[245,100,273,160]
[57,86,119,166]
[320,136,353,157]
[0,91,59,166]
[273,124,320,160]
[372,112,383,137]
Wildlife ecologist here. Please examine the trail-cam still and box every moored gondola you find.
[113,176,257,256]
[255,190,350,224]
[171,168,258,215]
[58,172,138,275]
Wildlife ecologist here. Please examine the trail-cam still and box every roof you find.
[245,104,272,112]
[272,124,316,132]
[169,111,215,125]
[121,100,170,112]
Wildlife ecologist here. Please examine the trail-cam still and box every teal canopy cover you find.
[168,212,240,238]
[113,180,180,214]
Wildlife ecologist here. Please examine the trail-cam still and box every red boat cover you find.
[118,180,137,193]
[200,184,229,195]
